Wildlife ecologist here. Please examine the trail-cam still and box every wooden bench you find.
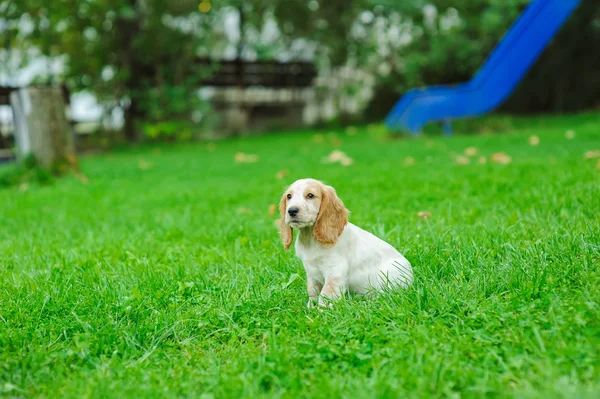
[142,57,318,134]
[0,58,318,149]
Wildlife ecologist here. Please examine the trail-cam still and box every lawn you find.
[1,112,599,398]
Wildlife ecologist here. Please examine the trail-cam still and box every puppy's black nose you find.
[288,207,299,217]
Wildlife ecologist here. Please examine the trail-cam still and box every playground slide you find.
[385,0,583,135]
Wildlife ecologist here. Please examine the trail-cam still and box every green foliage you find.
[141,120,195,141]
[365,0,599,118]
[1,112,599,397]
[501,0,600,113]
[369,0,530,89]
[6,0,216,140]
[4,0,599,132]
[0,154,54,188]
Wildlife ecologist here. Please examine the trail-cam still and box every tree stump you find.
[10,86,77,173]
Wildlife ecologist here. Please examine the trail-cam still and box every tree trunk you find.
[118,0,144,142]
[123,97,142,142]
[10,86,77,173]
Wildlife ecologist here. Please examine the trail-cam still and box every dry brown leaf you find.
[528,135,540,146]
[330,137,342,147]
[403,156,416,166]
[235,152,259,163]
[417,211,432,220]
[276,169,289,180]
[268,204,277,216]
[340,157,353,166]
[238,208,252,214]
[346,126,358,136]
[455,156,470,165]
[323,150,353,166]
[75,172,89,184]
[325,150,346,162]
[565,129,575,140]
[313,134,325,144]
[464,147,478,157]
[138,159,152,170]
[478,156,487,164]
[584,150,600,160]
[491,152,512,164]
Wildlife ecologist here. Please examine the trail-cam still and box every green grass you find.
[1,112,599,398]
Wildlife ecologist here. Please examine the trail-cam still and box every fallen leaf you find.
[268,204,277,216]
[346,126,358,136]
[75,172,89,184]
[455,156,470,165]
[340,157,353,166]
[478,156,487,164]
[403,156,416,166]
[528,135,540,146]
[330,136,342,147]
[235,152,259,163]
[491,152,512,164]
[138,159,152,170]
[584,150,600,160]
[313,134,325,143]
[276,169,289,180]
[323,150,353,166]
[237,208,252,214]
[464,147,478,157]
[417,211,432,220]
[207,143,216,152]
[324,150,346,162]
[565,129,575,140]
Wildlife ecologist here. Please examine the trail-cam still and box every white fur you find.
[281,178,414,308]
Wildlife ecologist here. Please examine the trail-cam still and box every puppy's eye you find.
[287,194,292,200]
[306,193,315,199]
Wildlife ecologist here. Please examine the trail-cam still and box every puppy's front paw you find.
[318,298,334,309]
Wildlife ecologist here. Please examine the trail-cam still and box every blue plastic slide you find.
[385,0,582,135]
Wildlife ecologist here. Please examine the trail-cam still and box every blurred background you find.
[1,0,599,156]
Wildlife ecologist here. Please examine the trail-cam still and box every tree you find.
[11,0,216,141]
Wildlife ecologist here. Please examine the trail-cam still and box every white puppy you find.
[278,178,413,308]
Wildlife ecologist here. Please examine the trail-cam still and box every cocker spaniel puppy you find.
[278,178,414,308]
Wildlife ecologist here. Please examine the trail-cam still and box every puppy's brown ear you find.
[313,184,348,245]
[278,191,293,250]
